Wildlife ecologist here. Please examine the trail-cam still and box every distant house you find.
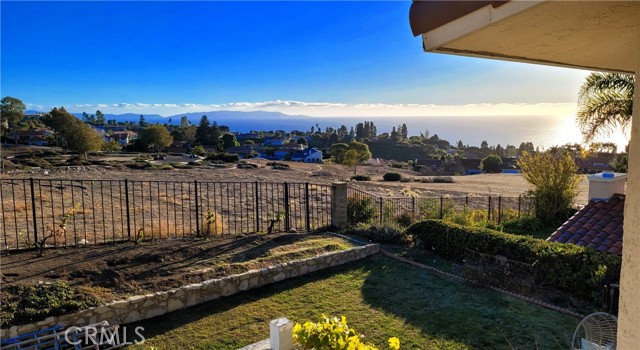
[236,132,261,141]
[268,143,303,160]
[415,159,444,171]
[110,131,138,145]
[458,159,482,175]
[15,128,52,146]
[291,148,323,163]
[576,154,614,174]
[107,125,127,132]
[367,158,385,167]
[226,145,258,159]
[263,138,287,146]
[166,141,188,154]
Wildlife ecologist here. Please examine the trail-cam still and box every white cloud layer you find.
[29,99,578,118]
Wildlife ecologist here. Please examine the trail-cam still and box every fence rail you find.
[0,178,332,250]
[346,187,534,226]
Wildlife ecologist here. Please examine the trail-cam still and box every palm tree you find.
[577,72,634,142]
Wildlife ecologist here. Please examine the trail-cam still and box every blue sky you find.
[2,1,590,118]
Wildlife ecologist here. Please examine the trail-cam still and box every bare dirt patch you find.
[0,233,357,301]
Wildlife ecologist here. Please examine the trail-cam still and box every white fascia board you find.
[422,0,546,51]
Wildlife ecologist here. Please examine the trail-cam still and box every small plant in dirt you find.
[200,209,218,237]
[394,212,414,227]
[132,226,145,244]
[383,172,402,181]
[267,211,285,234]
[347,196,377,225]
[22,205,78,256]
[293,314,400,350]
[1,282,101,327]
[351,175,371,181]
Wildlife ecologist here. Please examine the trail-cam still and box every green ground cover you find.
[129,254,577,350]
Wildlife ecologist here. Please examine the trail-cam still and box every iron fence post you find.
[194,180,200,235]
[125,179,131,240]
[284,182,290,232]
[255,181,260,232]
[379,197,383,225]
[518,194,521,218]
[412,196,416,219]
[305,182,311,232]
[498,196,502,224]
[488,196,492,222]
[440,196,444,219]
[29,177,38,242]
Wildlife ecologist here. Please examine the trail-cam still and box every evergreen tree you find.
[195,115,211,146]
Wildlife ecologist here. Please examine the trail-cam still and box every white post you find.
[269,318,294,350]
[617,36,640,349]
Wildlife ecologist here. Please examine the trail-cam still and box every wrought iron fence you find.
[0,178,332,250]
[346,187,534,226]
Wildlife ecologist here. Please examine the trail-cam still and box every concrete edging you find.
[1,243,379,339]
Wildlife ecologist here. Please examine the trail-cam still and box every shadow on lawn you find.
[358,257,576,350]
[127,255,576,350]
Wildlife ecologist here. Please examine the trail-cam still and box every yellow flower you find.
[388,337,400,350]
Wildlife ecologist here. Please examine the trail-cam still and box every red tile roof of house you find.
[547,194,625,255]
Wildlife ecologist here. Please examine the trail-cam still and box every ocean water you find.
[215,115,629,149]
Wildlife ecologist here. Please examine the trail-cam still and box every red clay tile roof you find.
[547,194,625,255]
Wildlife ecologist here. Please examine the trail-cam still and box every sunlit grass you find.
[129,254,577,350]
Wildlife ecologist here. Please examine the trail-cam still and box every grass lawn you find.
[129,254,578,350]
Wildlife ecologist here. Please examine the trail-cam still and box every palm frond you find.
[577,73,634,142]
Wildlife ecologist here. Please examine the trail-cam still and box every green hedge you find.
[406,220,621,301]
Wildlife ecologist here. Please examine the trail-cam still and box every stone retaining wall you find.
[1,243,379,339]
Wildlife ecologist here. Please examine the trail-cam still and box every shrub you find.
[347,196,377,224]
[206,152,240,163]
[124,161,152,169]
[432,176,454,183]
[293,315,400,350]
[518,151,581,224]
[344,222,408,244]
[391,163,404,169]
[1,282,101,327]
[351,175,371,181]
[383,172,402,181]
[237,162,258,169]
[406,220,621,301]
[500,216,545,234]
[395,212,414,227]
[22,157,52,168]
[480,154,503,173]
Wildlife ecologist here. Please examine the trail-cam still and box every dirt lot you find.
[2,159,590,203]
[0,233,356,300]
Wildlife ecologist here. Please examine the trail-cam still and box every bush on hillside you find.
[406,220,621,301]
[351,175,371,181]
[432,176,454,183]
[206,152,240,163]
[383,172,402,181]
